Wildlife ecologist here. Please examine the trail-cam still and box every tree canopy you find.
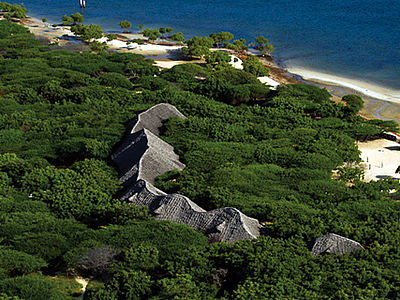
[226,38,248,52]
[170,32,184,43]
[119,20,131,33]
[62,12,84,25]
[205,50,231,66]
[181,36,214,58]
[71,23,103,41]
[243,54,270,76]
[0,17,399,299]
[342,94,364,115]
[0,2,28,19]
[143,28,161,41]
[255,35,274,55]
[210,31,234,46]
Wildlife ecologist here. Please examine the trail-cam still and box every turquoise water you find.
[11,0,400,89]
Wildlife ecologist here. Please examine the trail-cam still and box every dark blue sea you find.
[11,0,400,91]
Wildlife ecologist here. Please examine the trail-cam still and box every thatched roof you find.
[309,233,364,256]
[123,179,261,243]
[129,103,186,136]
[112,104,263,243]
[112,128,185,185]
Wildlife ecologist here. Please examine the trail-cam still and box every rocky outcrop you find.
[308,233,364,256]
[112,103,263,243]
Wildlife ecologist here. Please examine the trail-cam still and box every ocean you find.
[9,0,400,97]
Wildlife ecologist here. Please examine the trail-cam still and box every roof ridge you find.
[112,104,263,243]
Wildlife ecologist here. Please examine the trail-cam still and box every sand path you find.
[258,76,280,90]
[75,276,89,299]
[358,139,400,181]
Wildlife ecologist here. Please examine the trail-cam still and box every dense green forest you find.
[0,19,399,299]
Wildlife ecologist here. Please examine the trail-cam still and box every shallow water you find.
[10,0,400,90]
[145,54,175,60]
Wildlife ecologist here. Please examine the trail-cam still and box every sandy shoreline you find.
[288,67,400,103]
[302,75,400,122]
[5,14,400,123]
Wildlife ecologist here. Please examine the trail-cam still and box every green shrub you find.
[98,72,132,88]
[0,2,28,19]
[0,276,68,300]
[0,249,47,275]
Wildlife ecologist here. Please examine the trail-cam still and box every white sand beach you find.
[155,60,187,69]
[358,139,400,181]
[103,38,133,49]
[21,18,75,44]
[96,35,182,54]
[258,76,280,90]
[128,44,182,55]
[288,67,400,104]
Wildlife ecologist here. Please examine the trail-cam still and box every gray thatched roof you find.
[129,103,186,136]
[123,180,261,243]
[112,128,185,185]
[112,104,263,243]
[309,233,364,256]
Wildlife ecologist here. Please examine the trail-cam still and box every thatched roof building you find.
[308,233,364,256]
[121,179,261,243]
[112,103,263,243]
[112,128,185,185]
[128,103,186,136]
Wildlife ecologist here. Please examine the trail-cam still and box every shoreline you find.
[7,14,400,123]
[287,67,400,103]
[291,71,400,122]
